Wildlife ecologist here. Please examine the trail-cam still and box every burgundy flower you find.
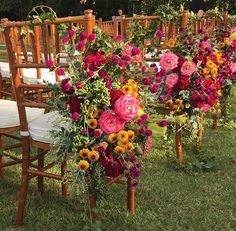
[61,78,74,95]
[72,112,80,121]
[46,59,54,69]
[174,76,190,91]
[145,129,152,136]
[159,120,168,127]
[88,33,96,42]
[68,29,75,38]
[67,96,83,114]
[155,30,163,37]
[109,89,124,106]
[80,31,88,40]
[131,47,140,56]
[56,68,65,76]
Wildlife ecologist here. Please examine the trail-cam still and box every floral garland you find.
[48,27,152,196]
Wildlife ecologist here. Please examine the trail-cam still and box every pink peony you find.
[114,94,139,122]
[229,62,236,73]
[165,73,179,88]
[98,111,125,134]
[159,51,179,71]
[181,61,196,76]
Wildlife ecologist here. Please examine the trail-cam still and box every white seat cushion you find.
[0,62,56,84]
[0,99,45,128]
[28,111,62,144]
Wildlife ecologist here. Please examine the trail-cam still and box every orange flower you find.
[87,119,97,129]
[79,148,90,159]
[77,160,89,171]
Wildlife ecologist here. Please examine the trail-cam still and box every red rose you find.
[174,76,190,91]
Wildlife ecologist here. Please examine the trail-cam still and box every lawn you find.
[1,91,236,231]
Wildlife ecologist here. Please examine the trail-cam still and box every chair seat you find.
[0,62,65,84]
[28,111,62,144]
[0,100,45,129]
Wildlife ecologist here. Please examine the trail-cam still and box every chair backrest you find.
[3,10,96,132]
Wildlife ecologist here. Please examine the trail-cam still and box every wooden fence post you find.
[120,15,126,37]
[175,124,183,162]
[181,10,189,30]
[84,9,95,35]
[113,18,119,37]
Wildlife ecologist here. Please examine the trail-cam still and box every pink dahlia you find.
[181,61,196,76]
[114,94,139,122]
[159,51,179,71]
[165,73,179,88]
[98,111,125,134]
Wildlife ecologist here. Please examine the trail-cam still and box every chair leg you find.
[16,137,30,226]
[37,149,44,196]
[127,178,135,215]
[0,134,4,177]
[61,160,67,197]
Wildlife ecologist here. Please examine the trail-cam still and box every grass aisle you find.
[1,93,236,230]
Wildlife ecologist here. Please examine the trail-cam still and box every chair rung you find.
[28,169,63,180]
[0,159,22,167]
[3,133,22,141]
[4,143,22,150]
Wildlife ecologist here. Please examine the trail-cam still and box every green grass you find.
[1,93,236,231]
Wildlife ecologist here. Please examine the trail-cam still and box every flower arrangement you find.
[48,28,152,196]
[141,21,231,138]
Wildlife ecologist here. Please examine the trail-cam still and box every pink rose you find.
[229,62,236,73]
[181,61,196,76]
[165,73,179,88]
[159,51,179,71]
[200,41,211,50]
[99,111,125,134]
[114,94,139,122]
